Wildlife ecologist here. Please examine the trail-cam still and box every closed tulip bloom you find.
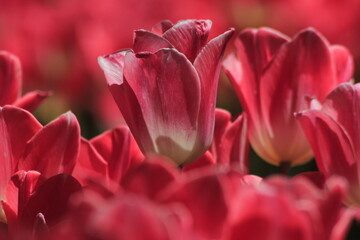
[223,27,353,167]
[297,83,360,205]
[99,20,234,165]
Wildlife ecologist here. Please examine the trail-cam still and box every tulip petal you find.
[0,51,21,105]
[18,112,81,178]
[330,45,354,84]
[151,20,173,35]
[296,110,357,183]
[123,49,201,164]
[90,127,143,183]
[210,109,232,160]
[260,29,336,164]
[0,106,41,211]
[162,174,230,239]
[182,151,216,172]
[222,28,290,165]
[228,186,313,240]
[20,174,82,228]
[121,156,179,200]
[133,30,173,53]
[321,83,360,157]
[295,172,326,189]
[13,91,51,112]
[72,138,108,185]
[99,51,155,155]
[220,114,249,174]
[98,50,127,86]
[162,19,212,62]
[222,28,289,123]
[191,28,234,161]
[32,213,49,239]
[1,201,16,227]
[87,195,190,240]
[6,171,43,217]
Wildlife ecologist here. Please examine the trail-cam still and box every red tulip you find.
[296,83,360,205]
[0,51,49,112]
[99,20,234,166]
[223,27,353,166]
[0,106,81,222]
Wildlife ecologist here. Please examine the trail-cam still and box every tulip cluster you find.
[1,19,360,240]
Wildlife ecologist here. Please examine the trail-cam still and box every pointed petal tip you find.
[98,51,128,86]
[296,27,327,43]
[239,27,289,39]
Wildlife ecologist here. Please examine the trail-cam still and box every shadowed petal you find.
[220,114,249,174]
[20,174,82,229]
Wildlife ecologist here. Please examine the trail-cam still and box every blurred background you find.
[1,0,360,138]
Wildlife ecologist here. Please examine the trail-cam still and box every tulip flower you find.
[223,27,353,167]
[99,20,234,165]
[296,83,360,205]
[0,106,80,222]
[0,51,49,112]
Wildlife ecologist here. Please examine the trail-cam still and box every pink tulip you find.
[223,27,353,166]
[0,51,49,112]
[99,20,234,165]
[296,83,360,205]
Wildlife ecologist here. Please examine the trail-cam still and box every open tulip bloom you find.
[98,20,234,166]
[223,27,353,167]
